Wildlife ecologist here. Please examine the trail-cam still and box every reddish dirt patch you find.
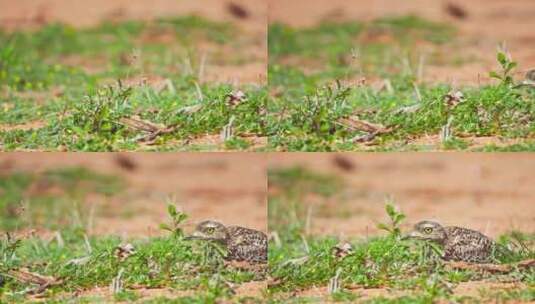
[268,153,535,238]
[1,86,65,104]
[38,287,194,303]
[0,120,46,132]
[1,153,267,236]
[286,285,407,302]
[182,134,268,151]
[285,281,526,302]
[234,281,267,298]
[269,0,535,85]
[46,281,266,302]
[404,134,529,151]
[453,281,527,299]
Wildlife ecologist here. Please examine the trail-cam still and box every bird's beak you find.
[401,231,420,240]
[184,231,204,240]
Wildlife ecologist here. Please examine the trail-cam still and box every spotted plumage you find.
[406,220,495,263]
[187,220,267,264]
[526,69,535,83]
[525,69,535,86]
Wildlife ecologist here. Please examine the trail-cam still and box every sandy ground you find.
[268,153,535,238]
[38,280,266,302]
[279,281,527,303]
[0,0,267,84]
[0,153,267,236]
[269,0,535,85]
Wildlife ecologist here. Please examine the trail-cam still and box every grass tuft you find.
[268,167,535,302]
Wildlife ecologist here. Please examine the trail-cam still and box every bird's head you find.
[526,69,535,82]
[186,220,229,243]
[404,220,447,244]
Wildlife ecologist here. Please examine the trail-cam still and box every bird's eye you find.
[205,227,215,234]
[423,227,433,234]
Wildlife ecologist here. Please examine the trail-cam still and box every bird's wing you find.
[227,226,267,263]
[444,227,494,263]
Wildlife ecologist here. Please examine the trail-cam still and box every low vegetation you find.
[268,17,535,151]
[268,167,535,303]
[0,169,265,303]
[0,16,266,151]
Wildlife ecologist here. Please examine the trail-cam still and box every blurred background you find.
[0,0,267,151]
[269,0,535,84]
[0,153,267,237]
[0,0,265,31]
[0,0,266,84]
[268,153,535,238]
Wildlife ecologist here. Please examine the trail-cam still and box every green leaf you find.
[497,52,507,65]
[167,204,177,217]
[394,213,406,225]
[489,71,501,79]
[385,204,395,219]
[376,223,391,232]
[177,213,188,223]
[505,62,517,73]
[159,223,171,231]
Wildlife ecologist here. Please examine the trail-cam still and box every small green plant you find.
[160,203,188,239]
[0,168,124,231]
[377,202,406,238]
[0,16,266,152]
[489,51,518,87]
[0,233,21,272]
[71,82,133,134]
[331,290,358,302]
[224,137,251,150]
[113,290,140,302]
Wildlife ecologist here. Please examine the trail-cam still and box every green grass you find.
[0,168,266,303]
[0,229,263,303]
[0,167,124,231]
[267,17,535,151]
[268,167,535,303]
[0,16,232,90]
[0,16,266,151]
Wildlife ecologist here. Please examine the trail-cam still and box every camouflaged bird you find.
[406,220,496,263]
[186,220,267,264]
[524,69,535,86]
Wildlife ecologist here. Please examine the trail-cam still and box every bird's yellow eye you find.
[205,227,215,234]
[423,227,433,234]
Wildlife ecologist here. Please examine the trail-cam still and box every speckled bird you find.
[406,220,496,263]
[186,220,267,264]
[525,69,535,85]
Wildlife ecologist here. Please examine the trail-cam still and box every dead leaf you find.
[119,116,178,145]
[331,242,354,259]
[6,269,61,294]
[443,90,465,108]
[337,117,387,134]
[177,104,203,115]
[114,243,136,261]
[226,90,246,107]
[517,259,535,269]
[336,117,393,143]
